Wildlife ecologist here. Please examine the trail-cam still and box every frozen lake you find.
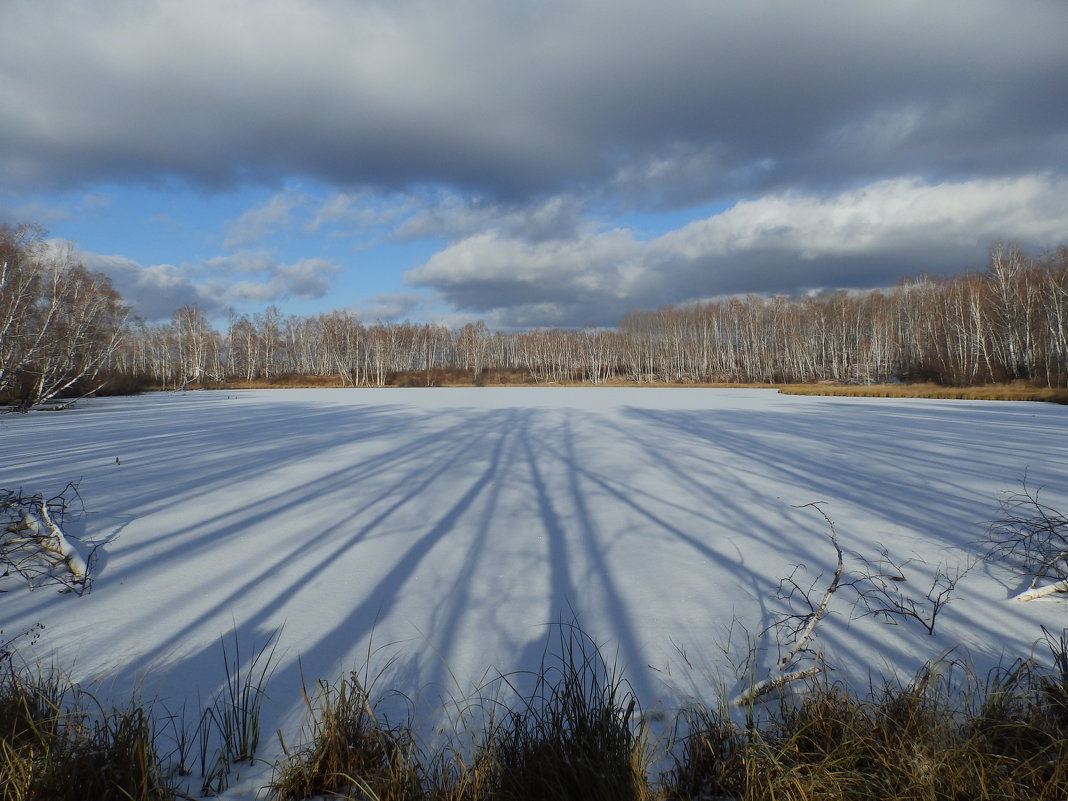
[2,387,1066,795]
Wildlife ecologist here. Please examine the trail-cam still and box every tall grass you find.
[665,655,1068,801]
[272,671,422,801]
[271,623,649,801]
[0,657,173,801]
[5,630,1068,800]
[196,630,279,795]
[477,623,648,801]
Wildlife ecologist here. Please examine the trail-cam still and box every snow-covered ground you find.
[2,388,1066,797]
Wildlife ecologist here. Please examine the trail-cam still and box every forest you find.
[3,221,1067,408]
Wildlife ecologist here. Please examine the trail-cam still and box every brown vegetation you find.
[7,631,1068,801]
[777,382,1068,404]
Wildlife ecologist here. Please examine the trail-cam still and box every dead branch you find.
[735,666,823,706]
[852,551,967,635]
[735,503,844,705]
[1,484,93,594]
[776,504,844,671]
[984,479,1068,601]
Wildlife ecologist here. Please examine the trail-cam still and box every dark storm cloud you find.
[2,0,1066,203]
[4,0,1067,328]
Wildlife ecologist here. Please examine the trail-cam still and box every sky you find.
[2,0,1067,329]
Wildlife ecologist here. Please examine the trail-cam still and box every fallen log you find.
[3,487,90,593]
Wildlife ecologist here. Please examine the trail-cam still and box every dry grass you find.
[476,624,649,801]
[202,373,348,389]
[271,624,650,801]
[271,672,422,801]
[665,653,1068,801]
[0,658,173,801]
[270,638,1068,801]
[6,630,1068,800]
[146,373,1068,403]
[777,381,1068,404]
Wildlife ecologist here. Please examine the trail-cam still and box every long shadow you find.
[3,389,1066,773]
[617,400,1068,680]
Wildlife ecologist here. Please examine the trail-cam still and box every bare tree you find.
[1,229,128,409]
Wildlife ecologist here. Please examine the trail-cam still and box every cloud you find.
[408,175,1068,328]
[394,194,588,243]
[2,0,1065,207]
[223,192,307,248]
[70,244,341,321]
[1,193,115,226]
[306,191,414,233]
[227,257,341,302]
[356,292,424,323]
[71,248,225,321]
[8,1,1067,331]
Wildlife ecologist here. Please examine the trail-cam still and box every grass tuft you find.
[479,623,648,801]
[272,672,422,801]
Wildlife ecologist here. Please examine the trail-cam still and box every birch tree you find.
[0,228,128,408]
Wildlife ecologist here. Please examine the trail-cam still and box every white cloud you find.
[356,292,424,322]
[204,251,278,276]
[226,257,341,302]
[70,243,342,320]
[223,192,307,249]
[71,247,224,320]
[657,174,1068,261]
[409,174,1068,327]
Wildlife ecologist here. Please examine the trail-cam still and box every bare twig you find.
[852,551,968,635]
[984,478,1068,601]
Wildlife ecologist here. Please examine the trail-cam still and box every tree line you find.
[2,220,1067,408]
[109,242,1068,390]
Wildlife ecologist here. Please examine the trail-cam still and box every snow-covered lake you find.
[2,388,1066,795]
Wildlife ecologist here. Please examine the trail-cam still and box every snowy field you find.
[2,387,1067,796]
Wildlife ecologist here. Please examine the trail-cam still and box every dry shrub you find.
[664,649,1068,801]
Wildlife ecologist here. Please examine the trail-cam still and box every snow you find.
[1,387,1066,797]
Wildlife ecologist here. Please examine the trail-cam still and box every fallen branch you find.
[735,666,822,706]
[2,484,92,593]
[36,494,88,585]
[984,479,1068,602]
[735,503,843,706]
[777,507,844,671]
[1012,580,1068,602]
